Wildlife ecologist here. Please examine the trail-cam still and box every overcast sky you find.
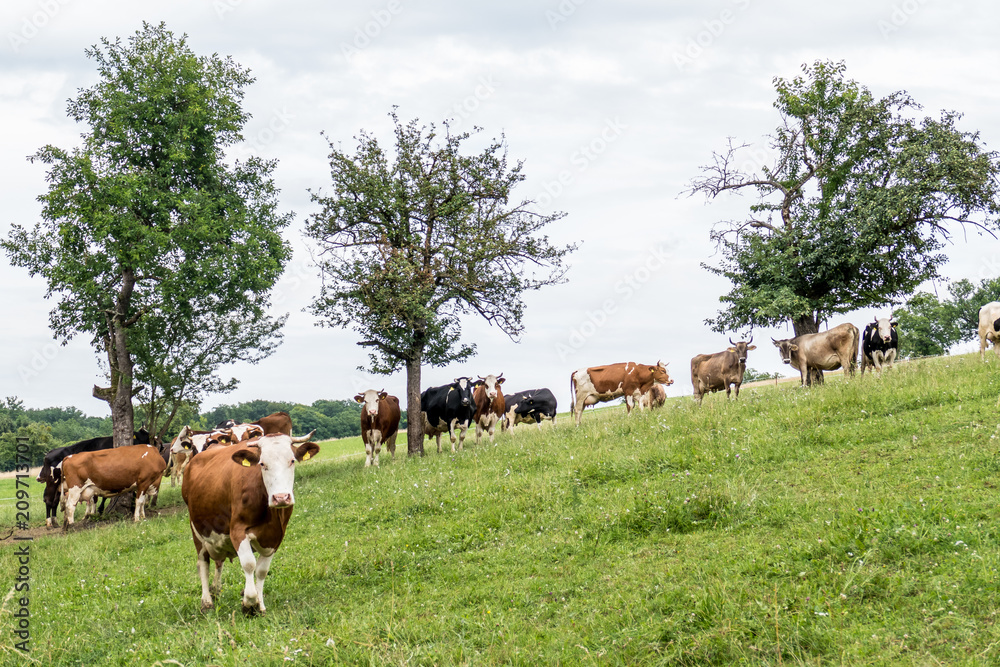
[2,0,999,417]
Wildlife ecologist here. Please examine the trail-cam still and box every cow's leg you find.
[386,432,397,459]
[457,420,469,451]
[236,538,263,613]
[573,399,585,427]
[885,349,896,370]
[252,550,276,615]
[624,394,634,415]
[81,488,97,519]
[196,549,215,611]
[435,433,442,454]
[364,438,373,467]
[488,419,497,444]
[734,382,741,399]
[982,333,989,362]
[63,485,82,528]
[475,421,484,446]
[212,560,224,595]
[373,435,382,468]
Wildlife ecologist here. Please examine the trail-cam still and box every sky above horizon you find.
[2,0,999,418]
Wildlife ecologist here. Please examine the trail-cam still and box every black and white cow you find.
[421,378,478,453]
[502,388,558,432]
[860,317,899,375]
[36,429,151,527]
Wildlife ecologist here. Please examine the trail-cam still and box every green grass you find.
[3,355,1000,665]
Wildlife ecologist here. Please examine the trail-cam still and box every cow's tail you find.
[850,323,861,377]
[570,370,577,413]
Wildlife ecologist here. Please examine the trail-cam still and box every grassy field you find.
[3,354,1000,665]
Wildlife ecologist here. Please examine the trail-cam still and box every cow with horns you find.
[690,337,757,404]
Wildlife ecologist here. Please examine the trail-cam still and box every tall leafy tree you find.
[2,23,291,448]
[893,276,1000,358]
[690,61,1000,354]
[306,112,574,455]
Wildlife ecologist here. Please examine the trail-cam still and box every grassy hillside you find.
[3,354,1000,665]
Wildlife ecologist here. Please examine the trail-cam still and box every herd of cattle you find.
[27,304,1000,613]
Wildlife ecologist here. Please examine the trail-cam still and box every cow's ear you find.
[891,320,898,327]
[727,347,736,352]
[295,442,320,462]
[378,391,388,399]
[232,449,260,468]
[789,344,799,352]
[747,345,757,351]
[497,377,505,385]
[354,394,364,403]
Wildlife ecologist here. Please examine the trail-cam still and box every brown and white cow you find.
[472,374,506,445]
[61,444,166,528]
[638,382,668,409]
[691,337,757,403]
[570,361,674,426]
[354,389,401,467]
[182,433,319,614]
[978,302,1000,362]
[772,323,859,386]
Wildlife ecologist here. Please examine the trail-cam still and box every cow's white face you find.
[232,434,320,508]
[874,318,896,343]
[478,374,505,400]
[170,425,193,454]
[355,389,385,417]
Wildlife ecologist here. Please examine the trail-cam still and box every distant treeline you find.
[0,396,405,472]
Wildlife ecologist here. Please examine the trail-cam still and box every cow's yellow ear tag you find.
[241,459,252,467]
[302,452,311,461]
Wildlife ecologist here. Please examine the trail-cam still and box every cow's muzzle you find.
[270,493,294,508]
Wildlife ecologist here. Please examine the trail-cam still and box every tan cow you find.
[691,337,756,403]
[978,302,1000,361]
[61,444,166,528]
[182,433,319,614]
[354,389,401,466]
[570,361,674,426]
[771,323,859,386]
[638,383,668,409]
[472,374,506,445]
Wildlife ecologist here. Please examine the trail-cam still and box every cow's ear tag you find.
[449,387,454,393]
[241,459,252,467]
[302,452,311,461]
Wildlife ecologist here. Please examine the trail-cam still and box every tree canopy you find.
[305,111,574,454]
[2,23,291,446]
[892,276,1000,358]
[690,61,1000,339]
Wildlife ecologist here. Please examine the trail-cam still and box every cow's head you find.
[134,428,151,445]
[37,457,58,484]
[650,360,674,386]
[355,389,387,417]
[205,429,237,449]
[232,433,320,508]
[772,337,798,365]
[728,336,757,365]
[475,373,505,400]
[873,317,897,343]
[452,377,476,408]
[170,425,194,454]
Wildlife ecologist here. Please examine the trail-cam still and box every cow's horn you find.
[729,337,735,346]
[291,429,317,443]
[747,334,753,345]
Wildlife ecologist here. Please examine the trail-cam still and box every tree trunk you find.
[405,353,424,456]
[792,313,824,385]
